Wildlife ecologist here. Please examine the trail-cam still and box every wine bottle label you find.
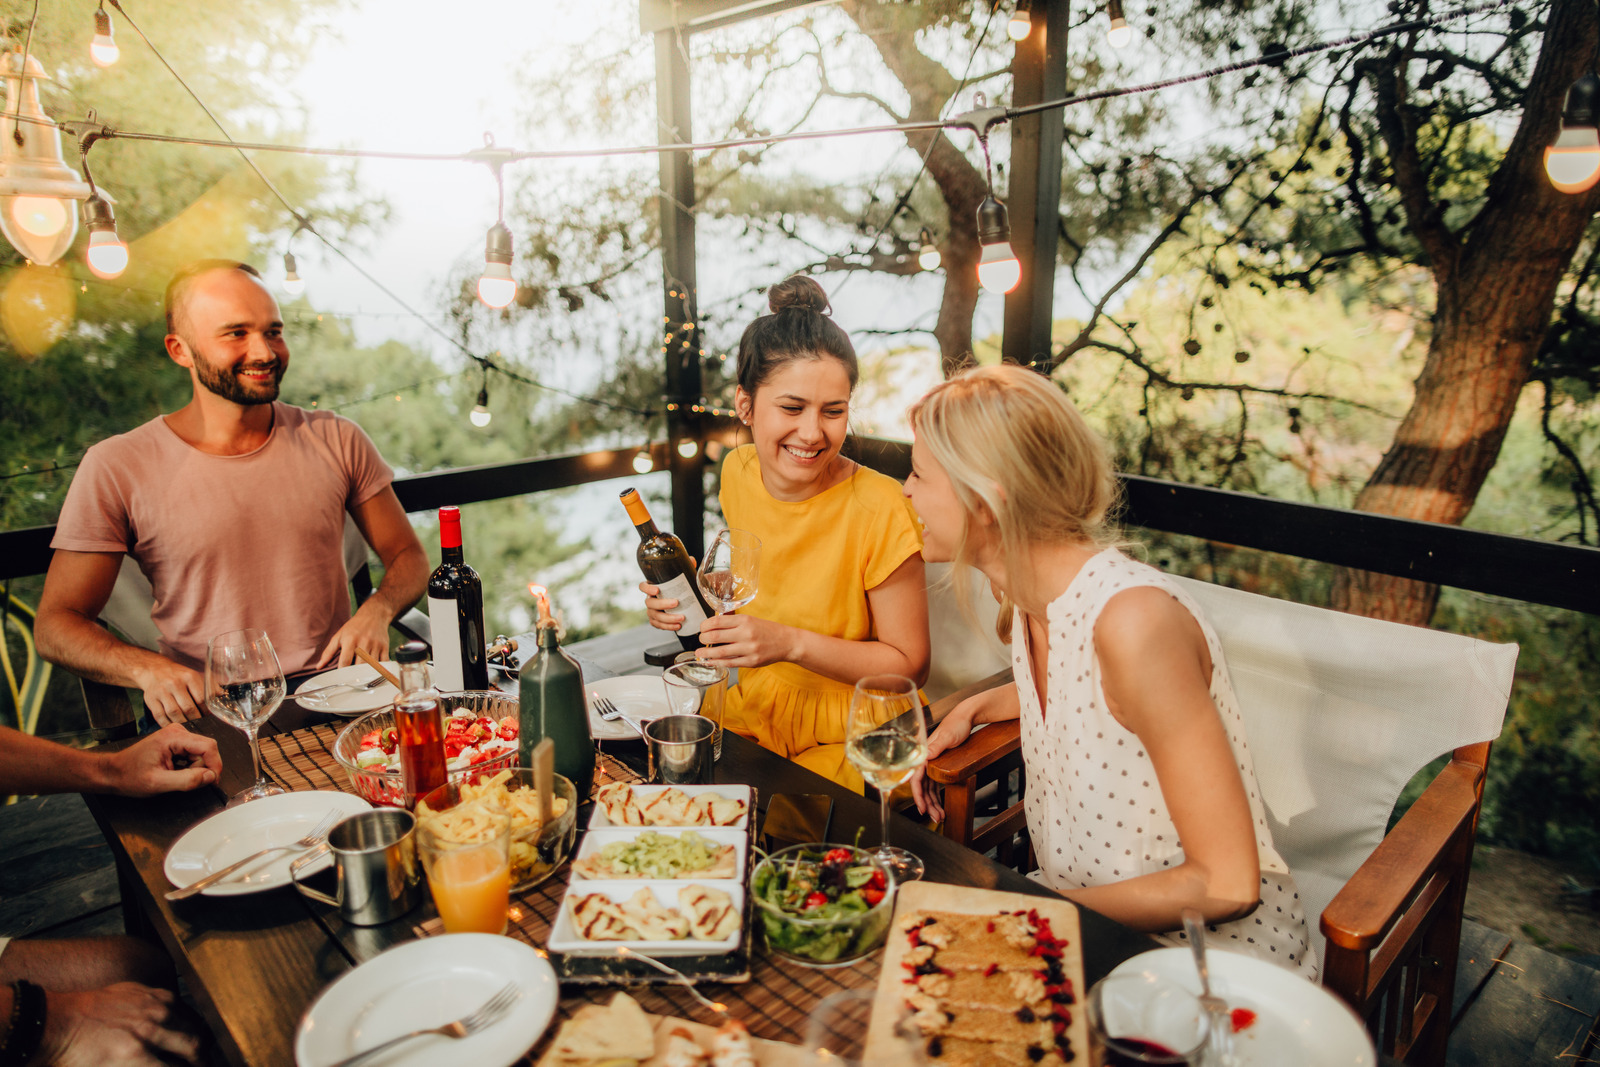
[657,573,708,636]
[427,595,466,690]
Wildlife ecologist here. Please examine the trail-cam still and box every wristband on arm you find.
[0,980,46,1067]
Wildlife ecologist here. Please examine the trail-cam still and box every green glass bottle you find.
[518,595,594,795]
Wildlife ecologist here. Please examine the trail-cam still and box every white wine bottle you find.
[620,488,712,651]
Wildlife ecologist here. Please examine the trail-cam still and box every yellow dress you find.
[717,445,924,792]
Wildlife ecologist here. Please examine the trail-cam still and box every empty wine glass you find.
[205,628,287,807]
[845,674,927,883]
[697,528,761,614]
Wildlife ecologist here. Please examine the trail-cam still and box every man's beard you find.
[192,351,283,405]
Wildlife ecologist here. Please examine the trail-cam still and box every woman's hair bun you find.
[766,275,831,316]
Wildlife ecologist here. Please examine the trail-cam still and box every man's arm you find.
[316,486,429,668]
[0,724,220,798]
[33,551,205,725]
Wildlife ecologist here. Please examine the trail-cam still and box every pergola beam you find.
[640,0,832,35]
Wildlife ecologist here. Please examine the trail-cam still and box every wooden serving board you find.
[863,880,1090,1065]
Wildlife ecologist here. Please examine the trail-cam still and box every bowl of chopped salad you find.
[751,843,896,968]
[331,692,521,808]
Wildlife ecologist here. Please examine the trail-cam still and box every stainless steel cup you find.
[645,714,716,785]
[290,808,420,926]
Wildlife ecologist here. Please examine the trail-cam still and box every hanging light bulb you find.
[82,195,127,279]
[1547,72,1600,195]
[1007,2,1033,41]
[470,385,492,428]
[0,53,93,265]
[90,5,120,67]
[1106,0,1133,47]
[917,227,941,271]
[677,439,698,459]
[975,194,1021,295]
[282,251,305,295]
[633,447,655,474]
[478,222,517,308]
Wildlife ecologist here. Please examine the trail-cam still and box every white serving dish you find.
[586,783,751,831]
[548,879,744,957]
[571,826,747,883]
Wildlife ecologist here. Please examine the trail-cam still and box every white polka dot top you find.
[1016,548,1319,980]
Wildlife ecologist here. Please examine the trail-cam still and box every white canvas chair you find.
[927,575,1517,1066]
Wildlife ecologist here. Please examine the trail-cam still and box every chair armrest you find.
[926,719,1021,785]
[927,669,1013,726]
[1319,756,1483,951]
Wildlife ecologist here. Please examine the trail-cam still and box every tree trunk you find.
[840,0,990,377]
[1329,0,1600,624]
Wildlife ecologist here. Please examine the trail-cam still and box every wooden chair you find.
[925,575,1518,1066]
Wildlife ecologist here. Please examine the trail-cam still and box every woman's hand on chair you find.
[912,704,977,822]
[696,613,795,669]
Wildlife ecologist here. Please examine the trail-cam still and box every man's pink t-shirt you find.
[51,403,394,675]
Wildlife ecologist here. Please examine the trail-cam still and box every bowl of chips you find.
[331,693,520,808]
[416,767,578,891]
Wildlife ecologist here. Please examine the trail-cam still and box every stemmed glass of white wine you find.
[845,674,927,883]
[205,628,287,807]
[697,528,761,615]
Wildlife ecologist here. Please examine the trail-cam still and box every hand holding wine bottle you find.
[622,488,714,650]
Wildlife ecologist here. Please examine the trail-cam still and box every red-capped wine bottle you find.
[619,488,711,651]
[427,506,489,691]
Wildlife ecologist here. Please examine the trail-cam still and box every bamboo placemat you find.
[258,726,878,1056]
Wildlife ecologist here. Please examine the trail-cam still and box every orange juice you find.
[427,845,510,934]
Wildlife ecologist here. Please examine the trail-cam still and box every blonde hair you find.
[908,364,1121,642]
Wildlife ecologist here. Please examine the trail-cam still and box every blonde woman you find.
[904,364,1316,977]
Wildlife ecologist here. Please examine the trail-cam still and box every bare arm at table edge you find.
[911,681,1020,820]
[34,550,207,725]
[315,486,429,669]
[0,723,221,797]
[696,553,931,687]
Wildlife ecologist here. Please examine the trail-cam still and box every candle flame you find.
[527,583,553,624]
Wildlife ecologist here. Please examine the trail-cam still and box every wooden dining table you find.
[78,655,1161,1067]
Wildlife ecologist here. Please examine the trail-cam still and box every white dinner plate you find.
[164,791,371,897]
[294,934,558,1067]
[586,674,669,740]
[1108,948,1375,1066]
[294,661,401,714]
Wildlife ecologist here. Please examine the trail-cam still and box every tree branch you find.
[1363,53,1461,279]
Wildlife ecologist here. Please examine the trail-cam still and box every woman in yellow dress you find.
[641,276,929,790]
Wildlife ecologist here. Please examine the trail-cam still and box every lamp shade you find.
[0,54,92,265]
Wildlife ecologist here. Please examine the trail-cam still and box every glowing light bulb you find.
[1106,0,1132,47]
[82,196,127,279]
[470,386,492,427]
[677,439,698,458]
[1007,10,1032,41]
[478,222,517,309]
[1547,74,1600,194]
[90,9,119,67]
[11,195,68,237]
[633,448,655,474]
[917,229,941,271]
[978,243,1022,294]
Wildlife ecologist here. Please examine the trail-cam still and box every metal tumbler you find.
[290,808,421,926]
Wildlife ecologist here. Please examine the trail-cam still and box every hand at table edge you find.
[35,982,202,1067]
[101,725,222,797]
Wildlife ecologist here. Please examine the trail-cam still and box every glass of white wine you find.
[697,528,761,615]
[205,628,287,807]
[845,674,927,883]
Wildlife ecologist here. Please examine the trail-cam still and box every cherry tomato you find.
[804,891,830,910]
[862,887,886,907]
[823,848,854,866]
[867,870,887,891]
[378,728,399,755]
[496,716,518,741]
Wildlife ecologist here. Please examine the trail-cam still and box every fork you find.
[590,694,646,736]
[166,810,342,901]
[326,982,520,1067]
[297,673,391,703]
[1182,908,1234,1067]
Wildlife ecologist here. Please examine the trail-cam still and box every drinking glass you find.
[1086,973,1210,1065]
[803,988,928,1065]
[844,674,927,883]
[697,528,761,614]
[663,654,728,759]
[418,803,512,935]
[205,628,287,807]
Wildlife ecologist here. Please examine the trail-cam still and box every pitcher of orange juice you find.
[417,802,512,935]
